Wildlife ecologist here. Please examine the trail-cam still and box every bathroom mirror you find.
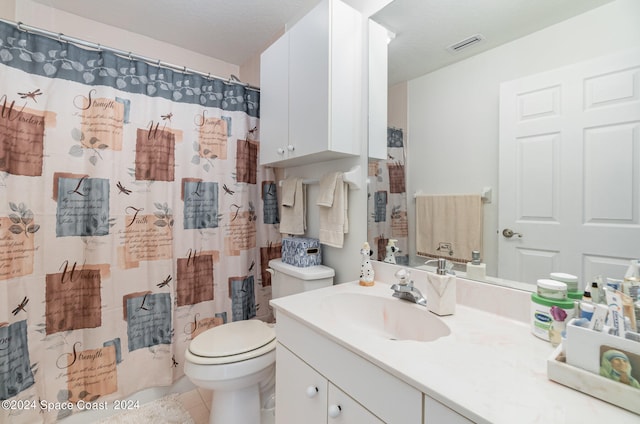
[367,0,639,289]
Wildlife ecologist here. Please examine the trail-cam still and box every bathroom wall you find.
[388,81,407,131]
[7,0,239,79]
[404,0,640,274]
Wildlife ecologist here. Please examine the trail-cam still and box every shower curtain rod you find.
[0,18,260,91]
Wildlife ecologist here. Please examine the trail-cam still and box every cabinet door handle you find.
[328,404,342,418]
[287,144,295,152]
[277,148,285,155]
[306,386,319,398]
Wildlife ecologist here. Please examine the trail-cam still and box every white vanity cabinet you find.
[424,395,474,424]
[259,0,363,167]
[276,343,384,423]
[275,313,422,424]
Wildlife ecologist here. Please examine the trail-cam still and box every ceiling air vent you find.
[446,34,484,54]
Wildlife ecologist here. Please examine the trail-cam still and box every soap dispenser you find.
[425,258,456,316]
[466,250,486,280]
[383,239,400,264]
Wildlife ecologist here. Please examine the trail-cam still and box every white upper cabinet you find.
[260,0,364,167]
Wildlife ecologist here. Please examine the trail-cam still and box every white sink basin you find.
[320,292,451,342]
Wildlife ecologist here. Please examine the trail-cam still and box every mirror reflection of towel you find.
[318,172,348,248]
[280,178,306,235]
[416,194,482,263]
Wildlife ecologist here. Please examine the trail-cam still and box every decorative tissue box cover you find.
[281,237,321,267]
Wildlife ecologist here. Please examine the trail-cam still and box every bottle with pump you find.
[424,258,456,316]
[383,239,399,264]
[466,250,486,280]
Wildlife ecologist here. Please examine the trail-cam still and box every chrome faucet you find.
[390,269,427,306]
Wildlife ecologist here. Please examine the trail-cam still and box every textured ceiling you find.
[372,0,615,84]
[30,0,614,85]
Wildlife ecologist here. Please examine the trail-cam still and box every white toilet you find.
[184,258,334,424]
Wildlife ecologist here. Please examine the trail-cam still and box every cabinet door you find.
[328,383,384,423]
[424,395,474,424]
[288,0,330,159]
[259,32,290,165]
[276,343,327,424]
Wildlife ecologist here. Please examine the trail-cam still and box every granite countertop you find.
[270,275,639,424]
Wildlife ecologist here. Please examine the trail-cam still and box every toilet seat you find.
[186,320,276,365]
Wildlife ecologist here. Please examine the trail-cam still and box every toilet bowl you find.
[184,320,276,424]
[184,258,334,424]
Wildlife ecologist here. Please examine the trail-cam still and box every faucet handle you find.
[394,268,411,285]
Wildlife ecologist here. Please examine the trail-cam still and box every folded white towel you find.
[281,178,297,207]
[318,172,348,248]
[280,178,306,235]
[317,172,340,207]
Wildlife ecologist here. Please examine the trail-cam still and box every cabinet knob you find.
[277,148,285,155]
[328,404,342,418]
[306,386,318,398]
[287,144,295,152]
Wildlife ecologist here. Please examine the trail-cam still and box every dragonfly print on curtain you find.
[0,21,280,423]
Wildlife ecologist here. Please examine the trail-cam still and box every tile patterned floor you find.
[177,388,212,424]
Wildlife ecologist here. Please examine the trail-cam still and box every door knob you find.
[502,228,523,238]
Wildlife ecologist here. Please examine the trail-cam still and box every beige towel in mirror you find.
[416,194,483,263]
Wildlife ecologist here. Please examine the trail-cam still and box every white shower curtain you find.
[0,20,280,423]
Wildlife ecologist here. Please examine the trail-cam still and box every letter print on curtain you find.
[0,21,280,423]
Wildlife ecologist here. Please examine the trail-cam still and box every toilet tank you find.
[268,258,334,299]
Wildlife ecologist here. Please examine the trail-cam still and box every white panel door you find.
[288,0,329,159]
[499,48,640,286]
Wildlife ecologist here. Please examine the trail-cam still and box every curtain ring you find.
[128,52,133,61]
[58,32,64,42]
[16,21,23,31]
[157,59,161,67]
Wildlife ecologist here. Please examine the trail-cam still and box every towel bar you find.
[278,165,362,190]
[413,187,492,203]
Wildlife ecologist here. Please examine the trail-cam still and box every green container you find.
[530,293,575,341]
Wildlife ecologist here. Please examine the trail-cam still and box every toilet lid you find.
[189,320,275,358]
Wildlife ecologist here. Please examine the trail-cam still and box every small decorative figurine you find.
[383,239,399,264]
[359,242,375,286]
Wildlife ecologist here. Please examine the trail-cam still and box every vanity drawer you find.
[276,313,422,423]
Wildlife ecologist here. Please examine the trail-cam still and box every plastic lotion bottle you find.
[466,250,486,280]
[426,258,456,316]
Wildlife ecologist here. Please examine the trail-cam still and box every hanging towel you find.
[317,172,349,248]
[279,178,306,235]
[415,194,483,263]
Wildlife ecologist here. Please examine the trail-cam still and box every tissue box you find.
[281,237,321,267]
